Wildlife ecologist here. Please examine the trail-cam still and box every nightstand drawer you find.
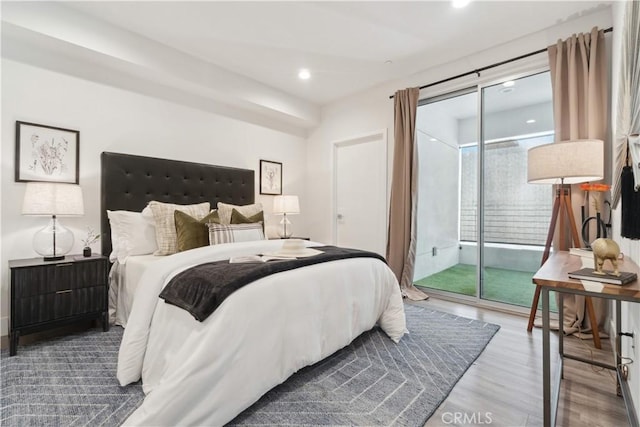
[12,286,106,328]
[12,259,107,297]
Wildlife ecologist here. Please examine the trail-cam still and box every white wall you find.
[610,0,640,416]
[0,59,309,336]
[306,94,393,244]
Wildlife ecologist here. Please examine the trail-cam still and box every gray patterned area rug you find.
[1,327,143,426]
[231,304,500,426]
[1,304,499,427]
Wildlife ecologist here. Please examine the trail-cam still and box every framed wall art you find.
[259,159,282,195]
[15,121,80,184]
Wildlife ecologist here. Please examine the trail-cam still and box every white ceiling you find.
[64,1,611,105]
[1,1,612,135]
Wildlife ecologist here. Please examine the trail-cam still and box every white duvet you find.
[118,240,407,426]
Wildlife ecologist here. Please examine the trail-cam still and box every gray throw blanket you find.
[159,245,386,321]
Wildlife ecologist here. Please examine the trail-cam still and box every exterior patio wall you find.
[459,242,543,272]
[414,107,460,280]
[414,244,460,281]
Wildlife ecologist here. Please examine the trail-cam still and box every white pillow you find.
[217,202,263,224]
[208,223,265,245]
[148,201,210,255]
[107,210,158,263]
[141,205,154,224]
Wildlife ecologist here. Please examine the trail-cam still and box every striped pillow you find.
[208,223,265,245]
[148,201,210,255]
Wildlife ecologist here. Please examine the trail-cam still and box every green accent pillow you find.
[174,210,220,252]
[230,209,264,229]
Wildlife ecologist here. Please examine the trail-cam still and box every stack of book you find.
[568,268,637,285]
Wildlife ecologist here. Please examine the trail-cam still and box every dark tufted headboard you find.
[100,152,255,257]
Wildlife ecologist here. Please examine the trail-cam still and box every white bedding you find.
[118,240,407,426]
[108,254,161,327]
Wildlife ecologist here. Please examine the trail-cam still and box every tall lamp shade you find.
[273,195,299,238]
[527,139,604,184]
[22,182,84,261]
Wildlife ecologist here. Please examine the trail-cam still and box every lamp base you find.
[278,215,293,238]
[33,216,74,260]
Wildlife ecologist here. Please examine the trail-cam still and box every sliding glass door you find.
[414,88,478,298]
[414,71,556,310]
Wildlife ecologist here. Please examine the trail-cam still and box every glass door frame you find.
[416,66,552,316]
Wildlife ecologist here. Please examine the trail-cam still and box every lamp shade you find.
[527,139,604,184]
[22,182,84,216]
[273,195,300,215]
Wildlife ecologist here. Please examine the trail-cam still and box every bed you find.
[101,151,255,326]
[100,152,406,426]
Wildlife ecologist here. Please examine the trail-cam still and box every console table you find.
[533,251,640,427]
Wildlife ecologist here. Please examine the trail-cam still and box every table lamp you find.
[273,195,299,238]
[22,182,84,261]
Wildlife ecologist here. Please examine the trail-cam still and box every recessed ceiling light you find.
[502,81,515,87]
[526,119,536,124]
[298,69,311,80]
[430,138,438,142]
[452,0,471,8]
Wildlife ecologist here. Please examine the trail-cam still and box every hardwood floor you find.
[412,298,629,427]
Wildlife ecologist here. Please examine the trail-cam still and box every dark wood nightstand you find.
[9,254,109,356]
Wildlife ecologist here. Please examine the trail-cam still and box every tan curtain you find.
[612,0,640,207]
[548,27,608,335]
[387,87,428,301]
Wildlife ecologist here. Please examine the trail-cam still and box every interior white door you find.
[335,132,387,255]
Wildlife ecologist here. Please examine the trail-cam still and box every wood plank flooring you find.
[413,298,629,427]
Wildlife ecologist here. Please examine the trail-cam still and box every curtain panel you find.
[612,0,640,208]
[387,87,428,301]
[547,27,608,335]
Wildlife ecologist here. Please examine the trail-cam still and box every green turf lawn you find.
[415,263,558,312]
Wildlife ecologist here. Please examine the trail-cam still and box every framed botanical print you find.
[15,121,80,184]
[259,160,282,195]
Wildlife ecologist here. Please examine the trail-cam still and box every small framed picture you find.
[15,121,80,184]
[259,160,282,195]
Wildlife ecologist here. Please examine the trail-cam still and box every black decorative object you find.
[581,213,607,249]
[83,247,92,257]
[621,166,640,239]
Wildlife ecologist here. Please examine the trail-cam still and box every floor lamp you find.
[526,139,604,348]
